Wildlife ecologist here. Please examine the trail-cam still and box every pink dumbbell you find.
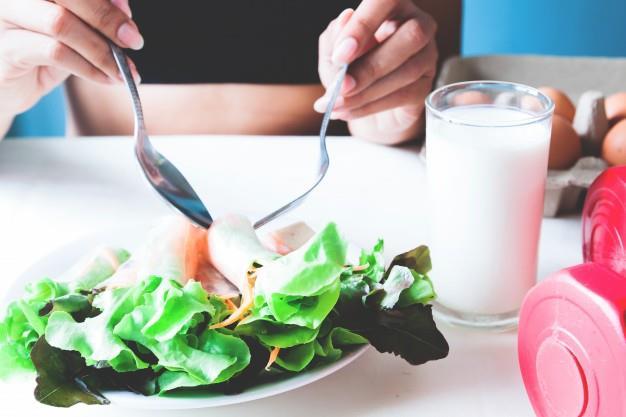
[519,166,626,417]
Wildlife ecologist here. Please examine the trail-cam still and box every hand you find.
[316,1,438,144]
[0,0,142,124]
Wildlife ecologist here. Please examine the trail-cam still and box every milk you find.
[426,105,551,315]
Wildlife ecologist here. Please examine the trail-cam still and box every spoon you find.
[110,43,214,229]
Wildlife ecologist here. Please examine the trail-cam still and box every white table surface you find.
[0,136,582,416]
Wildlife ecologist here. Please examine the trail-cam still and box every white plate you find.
[2,222,368,410]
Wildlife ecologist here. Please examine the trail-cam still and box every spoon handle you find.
[110,43,145,129]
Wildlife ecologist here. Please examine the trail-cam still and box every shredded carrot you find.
[223,298,237,311]
[265,347,281,370]
[350,263,370,272]
[209,271,256,329]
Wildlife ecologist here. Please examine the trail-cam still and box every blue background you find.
[9,0,626,137]
[462,0,626,57]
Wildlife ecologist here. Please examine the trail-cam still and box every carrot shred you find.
[350,263,369,272]
[209,271,256,329]
[265,347,281,370]
[223,298,237,311]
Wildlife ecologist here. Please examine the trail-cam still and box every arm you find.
[0,0,142,139]
[0,115,13,138]
[317,0,461,145]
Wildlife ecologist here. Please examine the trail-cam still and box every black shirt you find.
[127,0,361,84]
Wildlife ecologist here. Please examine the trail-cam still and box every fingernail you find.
[128,60,141,84]
[314,96,327,113]
[111,0,132,18]
[379,20,399,39]
[117,22,144,50]
[341,75,357,95]
[314,95,345,113]
[332,37,358,65]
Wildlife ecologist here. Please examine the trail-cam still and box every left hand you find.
[316,1,438,144]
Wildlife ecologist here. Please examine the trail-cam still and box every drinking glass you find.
[425,81,554,331]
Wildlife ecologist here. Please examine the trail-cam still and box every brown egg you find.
[451,90,492,106]
[539,87,576,122]
[548,115,582,170]
[602,119,626,166]
[605,92,626,124]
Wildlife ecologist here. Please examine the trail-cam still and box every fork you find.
[110,43,214,229]
[253,64,348,229]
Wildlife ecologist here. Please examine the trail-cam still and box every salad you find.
[0,215,448,407]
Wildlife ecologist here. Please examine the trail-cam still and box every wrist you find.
[0,114,14,138]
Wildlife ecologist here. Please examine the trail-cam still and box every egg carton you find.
[543,91,608,217]
[436,55,626,217]
[545,156,607,217]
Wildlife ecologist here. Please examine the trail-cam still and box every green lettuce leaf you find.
[45,276,250,392]
[0,278,69,378]
[236,223,347,353]
[115,306,249,392]
[358,239,385,283]
[337,245,448,365]
[236,312,320,348]
[396,270,436,308]
[269,324,367,372]
[274,342,316,372]
[45,279,153,372]
[313,326,368,363]
[253,223,347,330]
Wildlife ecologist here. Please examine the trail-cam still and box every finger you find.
[0,29,110,84]
[345,16,436,97]
[331,0,405,65]
[127,56,141,84]
[335,18,392,96]
[53,0,144,50]
[111,0,131,18]
[3,0,122,81]
[318,8,353,88]
[337,42,437,111]
[333,76,433,120]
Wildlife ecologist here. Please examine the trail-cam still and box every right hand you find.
[0,0,142,118]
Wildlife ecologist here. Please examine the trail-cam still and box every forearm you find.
[347,113,425,145]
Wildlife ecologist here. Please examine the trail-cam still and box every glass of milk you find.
[425,81,554,331]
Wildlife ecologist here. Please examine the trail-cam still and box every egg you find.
[548,115,582,170]
[539,87,576,122]
[605,92,626,124]
[602,119,626,166]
